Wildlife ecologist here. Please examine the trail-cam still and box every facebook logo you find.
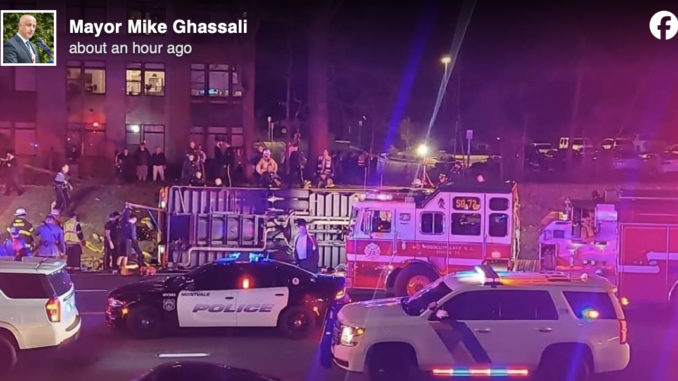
[650,11,678,40]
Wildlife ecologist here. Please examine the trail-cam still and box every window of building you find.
[451,213,481,236]
[421,212,444,235]
[66,0,107,24]
[126,63,165,96]
[0,122,13,154]
[190,126,244,155]
[362,210,392,233]
[83,123,105,157]
[489,213,508,237]
[66,61,106,95]
[0,0,37,10]
[190,64,244,99]
[125,124,165,152]
[14,122,37,156]
[127,1,166,35]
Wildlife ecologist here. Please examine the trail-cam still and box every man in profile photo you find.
[3,14,40,64]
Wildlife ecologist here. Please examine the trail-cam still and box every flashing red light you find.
[45,297,61,323]
[242,278,250,289]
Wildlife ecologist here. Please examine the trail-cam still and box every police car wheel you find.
[0,335,17,378]
[278,306,316,340]
[367,346,418,381]
[126,306,164,339]
[393,265,438,297]
[537,347,591,381]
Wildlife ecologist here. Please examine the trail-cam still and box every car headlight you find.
[340,325,365,346]
[107,297,126,308]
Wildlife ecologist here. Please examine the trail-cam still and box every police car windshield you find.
[401,277,452,316]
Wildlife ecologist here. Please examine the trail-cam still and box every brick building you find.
[0,0,254,177]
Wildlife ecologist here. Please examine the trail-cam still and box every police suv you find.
[0,258,81,377]
[106,258,348,340]
[321,266,630,381]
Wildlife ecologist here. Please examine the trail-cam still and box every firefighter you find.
[63,212,85,270]
[34,214,65,258]
[293,220,319,273]
[0,227,32,260]
[316,149,334,180]
[6,208,34,247]
[54,164,72,211]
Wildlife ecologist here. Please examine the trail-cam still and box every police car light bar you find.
[474,265,501,285]
[432,367,529,377]
[359,193,393,201]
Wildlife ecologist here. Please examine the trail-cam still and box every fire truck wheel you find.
[393,265,438,297]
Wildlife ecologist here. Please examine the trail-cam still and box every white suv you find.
[327,266,630,381]
[0,258,81,377]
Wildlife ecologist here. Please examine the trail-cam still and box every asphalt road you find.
[4,273,677,381]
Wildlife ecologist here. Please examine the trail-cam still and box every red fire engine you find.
[344,181,520,296]
[539,189,678,309]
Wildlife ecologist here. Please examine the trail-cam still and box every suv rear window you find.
[48,270,73,296]
[563,291,617,319]
[0,274,52,299]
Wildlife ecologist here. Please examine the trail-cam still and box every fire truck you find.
[344,181,520,296]
[539,189,678,309]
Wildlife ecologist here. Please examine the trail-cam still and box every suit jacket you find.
[3,34,40,64]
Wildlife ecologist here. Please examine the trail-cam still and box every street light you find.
[441,55,451,71]
[416,143,429,157]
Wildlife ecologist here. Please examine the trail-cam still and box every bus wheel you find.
[394,265,438,297]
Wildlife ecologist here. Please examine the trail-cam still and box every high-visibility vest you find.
[64,219,80,244]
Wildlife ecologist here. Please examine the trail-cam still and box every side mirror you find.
[435,309,449,320]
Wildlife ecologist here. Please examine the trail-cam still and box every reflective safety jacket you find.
[7,217,34,243]
[63,218,84,245]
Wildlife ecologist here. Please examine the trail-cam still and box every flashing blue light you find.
[215,252,268,264]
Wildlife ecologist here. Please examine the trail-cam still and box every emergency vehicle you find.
[345,181,520,296]
[0,258,81,377]
[105,255,348,340]
[539,189,678,309]
[320,266,630,381]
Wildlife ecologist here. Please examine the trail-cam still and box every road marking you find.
[158,353,211,358]
[75,290,108,292]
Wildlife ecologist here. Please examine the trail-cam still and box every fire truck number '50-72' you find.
[344,181,520,297]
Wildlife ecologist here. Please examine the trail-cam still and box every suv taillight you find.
[619,319,627,344]
[46,297,61,323]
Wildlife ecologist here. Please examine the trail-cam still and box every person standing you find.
[53,164,71,212]
[2,150,25,196]
[34,214,65,258]
[151,146,166,182]
[223,141,236,187]
[293,220,319,273]
[2,15,40,64]
[104,211,121,272]
[135,143,151,182]
[63,212,85,270]
[213,140,225,181]
[0,227,32,260]
[117,203,143,272]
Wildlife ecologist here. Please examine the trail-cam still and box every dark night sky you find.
[256,1,678,147]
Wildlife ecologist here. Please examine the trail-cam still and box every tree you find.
[2,12,55,63]
[398,117,415,150]
[306,0,343,167]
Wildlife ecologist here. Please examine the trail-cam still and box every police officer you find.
[0,227,32,260]
[6,208,34,247]
[34,214,65,258]
[117,203,143,271]
[1,150,25,196]
[104,211,121,272]
[63,212,85,270]
[54,164,71,211]
[293,220,319,273]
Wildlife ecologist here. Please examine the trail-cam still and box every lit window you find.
[126,63,165,96]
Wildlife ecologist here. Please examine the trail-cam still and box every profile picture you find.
[1,10,56,66]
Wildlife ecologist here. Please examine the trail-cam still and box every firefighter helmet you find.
[14,208,26,216]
